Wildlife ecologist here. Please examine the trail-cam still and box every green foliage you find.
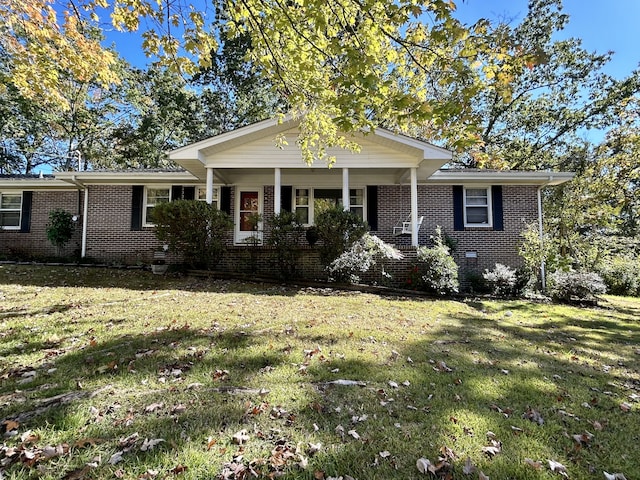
[548,270,606,303]
[483,263,518,297]
[597,254,640,297]
[46,209,75,253]
[327,233,403,284]
[314,207,368,267]
[267,211,304,279]
[152,200,232,269]
[414,227,459,295]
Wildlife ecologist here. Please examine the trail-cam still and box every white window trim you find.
[0,192,22,230]
[293,187,366,226]
[196,185,220,207]
[463,186,492,228]
[143,186,171,227]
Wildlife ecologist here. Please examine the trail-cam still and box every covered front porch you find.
[168,117,453,246]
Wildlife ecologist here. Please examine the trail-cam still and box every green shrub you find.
[413,227,459,295]
[315,207,368,266]
[267,211,304,278]
[328,233,403,284]
[548,270,606,303]
[46,209,75,255]
[483,263,518,297]
[597,254,640,296]
[153,200,232,269]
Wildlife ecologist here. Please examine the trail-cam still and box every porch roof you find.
[426,169,575,186]
[168,117,454,182]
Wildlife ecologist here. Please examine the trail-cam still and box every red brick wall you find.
[1,190,83,259]
[374,184,539,279]
[84,185,165,264]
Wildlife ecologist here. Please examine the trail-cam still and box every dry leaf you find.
[604,472,628,480]
[479,471,490,480]
[548,460,569,478]
[108,451,124,465]
[140,438,165,451]
[462,456,475,475]
[379,451,391,458]
[525,458,542,470]
[620,402,632,412]
[232,429,250,445]
[144,402,164,413]
[416,457,433,474]
[347,429,360,440]
[170,464,188,474]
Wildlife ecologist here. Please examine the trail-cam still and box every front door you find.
[235,188,263,244]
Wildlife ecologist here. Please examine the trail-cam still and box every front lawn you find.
[0,265,638,479]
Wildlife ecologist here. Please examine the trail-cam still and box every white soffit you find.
[426,170,575,186]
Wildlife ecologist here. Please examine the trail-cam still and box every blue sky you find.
[454,0,640,80]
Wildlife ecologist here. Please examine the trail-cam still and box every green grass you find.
[0,265,639,479]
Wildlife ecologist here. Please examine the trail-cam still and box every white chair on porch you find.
[393,215,424,236]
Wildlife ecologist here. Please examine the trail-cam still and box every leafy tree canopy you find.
[0,0,546,165]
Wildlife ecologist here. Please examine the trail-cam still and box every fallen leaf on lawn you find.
[335,425,345,439]
[525,458,542,470]
[108,451,125,465]
[20,430,40,443]
[548,460,569,478]
[379,450,391,458]
[171,404,187,415]
[42,443,68,458]
[308,442,322,455]
[232,429,250,445]
[482,439,502,457]
[388,381,399,388]
[463,456,475,475]
[61,465,92,480]
[170,464,188,474]
[140,438,165,451]
[314,470,325,480]
[139,469,159,479]
[144,402,164,413]
[434,360,453,372]
[2,419,19,434]
[572,431,594,446]
[522,407,544,425]
[620,402,632,412]
[416,457,434,475]
[347,429,360,440]
[604,472,628,480]
[479,471,490,480]
[74,438,102,449]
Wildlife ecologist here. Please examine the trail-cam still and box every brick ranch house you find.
[0,117,572,286]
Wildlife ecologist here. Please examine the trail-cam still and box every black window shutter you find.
[492,185,504,231]
[131,185,144,231]
[183,186,195,200]
[366,185,378,231]
[453,185,464,231]
[171,185,182,201]
[20,191,32,233]
[220,186,232,214]
[280,185,292,212]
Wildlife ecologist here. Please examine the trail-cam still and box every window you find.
[196,186,220,209]
[294,188,364,225]
[0,192,22,229]
[464,187,492,227]
[144,187,170,225]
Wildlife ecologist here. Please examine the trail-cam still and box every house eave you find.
[425,170,575,186]
[0,178,77,190]
[54,170,200,185]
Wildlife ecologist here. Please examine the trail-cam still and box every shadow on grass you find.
[1,267,639,479]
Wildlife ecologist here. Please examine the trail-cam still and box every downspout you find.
[537,185,546,291]
[537,174,554,292]
[81,186,88,258]
[71,175,88,258]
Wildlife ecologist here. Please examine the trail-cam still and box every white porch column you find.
[342,168,350,211]
[274,167,281,214]
[205,167,214,204]
[410,167,419,247]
